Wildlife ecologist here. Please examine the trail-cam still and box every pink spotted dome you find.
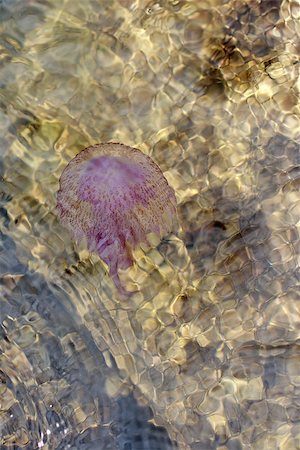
[56,143,177,294]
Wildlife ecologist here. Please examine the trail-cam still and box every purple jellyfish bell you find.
[56,143,177,295]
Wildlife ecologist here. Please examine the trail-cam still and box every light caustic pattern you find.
[56,143,177,295]
[0,0,300,449]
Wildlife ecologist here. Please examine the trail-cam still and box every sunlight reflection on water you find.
[0,0,299,449]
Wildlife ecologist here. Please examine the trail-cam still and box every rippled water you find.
[0,0,299,449]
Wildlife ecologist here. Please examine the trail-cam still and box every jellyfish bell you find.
[56,142,177,295]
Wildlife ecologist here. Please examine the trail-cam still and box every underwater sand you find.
[0,0,300,449]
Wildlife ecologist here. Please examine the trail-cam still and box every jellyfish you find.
[56,143,177,295]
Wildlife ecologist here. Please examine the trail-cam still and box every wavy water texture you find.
[0,0,299,449]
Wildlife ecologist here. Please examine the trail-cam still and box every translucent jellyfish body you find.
[56,143,177,294]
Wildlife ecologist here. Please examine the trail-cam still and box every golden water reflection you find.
[0,0,299,449]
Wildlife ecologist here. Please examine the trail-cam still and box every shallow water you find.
[0,0,300,449]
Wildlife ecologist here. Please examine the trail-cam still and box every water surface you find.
[0,0,300,449]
